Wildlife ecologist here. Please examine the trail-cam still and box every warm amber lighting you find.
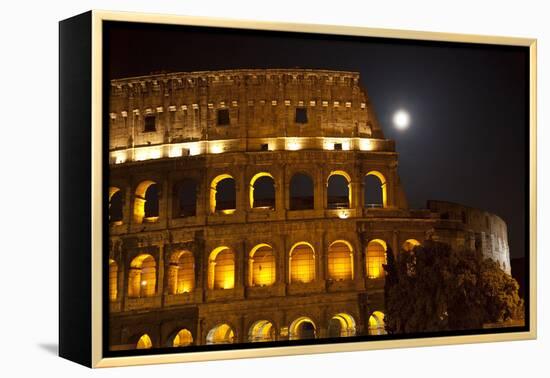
[248,320,275,342]
[359,138,374,151]
[366,171,387,208]
[328,241,353,281]
[209,174,235,214]
[220,209,236,215]
[338,211,349,219]
[366,239,387,279]
[286,139,301,151]
[173,329,193,347]
[168,250,195,294]
[109,259,118,301]
[210,143,224,154]
[323,138,351,151]
[206,324,235,344]
[329,313,357,337]
[133,180,158,224]
[109,137,390,164]
[249,244,276,287]
[328,170,352,208]
[135,147,162,162]
[289,317,316,340]
[128,254,156,297]
[111,151,127,164]
[289,242,315,283]
[208,247,235,290]
[403,239,421,252]
[136,334,153,349]
[249,172,275,208]
[368,311,387,335]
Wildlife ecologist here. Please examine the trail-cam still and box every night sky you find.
[106,22,528,259]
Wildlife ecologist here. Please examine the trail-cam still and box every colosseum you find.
[107,68,511,351]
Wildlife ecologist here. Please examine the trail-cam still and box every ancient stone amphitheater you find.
[107,68,511,351]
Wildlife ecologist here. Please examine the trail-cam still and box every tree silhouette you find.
[384,241,523,334]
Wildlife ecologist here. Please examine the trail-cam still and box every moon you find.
[393,109,410,130]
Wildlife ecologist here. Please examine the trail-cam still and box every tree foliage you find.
[383,241,523,334]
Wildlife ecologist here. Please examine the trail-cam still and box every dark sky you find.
[105,22,528,259]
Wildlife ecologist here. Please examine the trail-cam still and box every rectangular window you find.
[217,109,230,126]
[295,107,308,124]
[144,115,156,132]
[334,143,343,151]
[261,143,269,151]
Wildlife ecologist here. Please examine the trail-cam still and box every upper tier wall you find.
[109,69,383,152]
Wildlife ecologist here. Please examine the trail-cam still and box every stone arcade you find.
[107,69,511,350]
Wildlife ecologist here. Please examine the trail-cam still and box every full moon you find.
[393,109,410,130]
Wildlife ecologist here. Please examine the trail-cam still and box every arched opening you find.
[134,180,159,223]
[327,171,351,209]
[364,171,387,208]
[206,324,235,345]
[210,174,236,214]
[167,250,195,294]
[289,242,315,283]
[128,254,156,298]
[366,239,387,279]
[402,239,421,252]
[175,179,197,217]
[208,247,235,290]
[173,329,193,347]
[109,259,118,301]
[368,311,387,335]
[328,313,357,337]
[109,187,123,224]
[136,334,153,349]
[289,317,316,340]
[250,173,275,209]
[249,244,276,287]
[289,173,314,210]
[248,320,275,342]
[327,240,353,281]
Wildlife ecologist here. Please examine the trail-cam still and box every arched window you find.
[402,239,420,252]
[175,179,197,217]
[328,313,356,337]
[249,244,276,287]
[327,241,353,281]
[289,242,315,283]
[248,320,275,342]
[289,173,314,210]
[210,174,236,214]
[109,259,118,301]
[136,334,153,349]
[128,254,156,297]
[368,311,387,335]
[250,173,275,209]
[208,247,235,290]
[109,187,123,224]
[327,171,351,209]
[167,250,195,294]
[173,329,193,347]
[289,317,316,340]
[366,240,387,279]
[134,180,159,223]
[206,324,235,344]
[364,171,387,208]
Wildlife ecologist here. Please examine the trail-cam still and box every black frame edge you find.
[59,10,93,368]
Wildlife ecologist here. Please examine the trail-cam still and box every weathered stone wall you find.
[427,200,511,273]
[107,69,512,350]
[108,69,391,164]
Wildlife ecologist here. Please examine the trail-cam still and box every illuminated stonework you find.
[108,69,511,350]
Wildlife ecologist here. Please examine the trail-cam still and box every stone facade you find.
[107,69,511,351]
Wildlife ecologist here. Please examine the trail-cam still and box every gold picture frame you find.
[59,10,537,368]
